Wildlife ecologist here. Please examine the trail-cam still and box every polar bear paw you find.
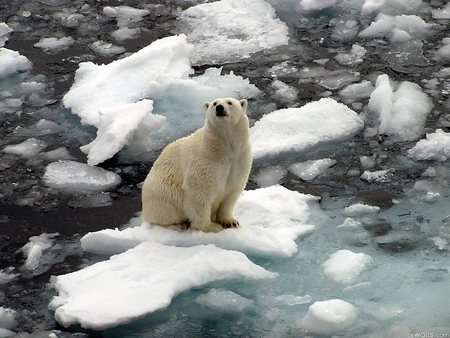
[220,220,240,229]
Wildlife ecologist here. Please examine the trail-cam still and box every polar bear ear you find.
[203,102,210,113]
[239,99,248,111]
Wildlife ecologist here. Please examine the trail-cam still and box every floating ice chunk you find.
[88,40,126,57]
[359,14,432,42]
[64,35,192,126]
[0,48,32,78]
[359,13,396,38]
[361,0,386,14]
[34,119,61,135]
[272,80,298,102]
[178,0,289,65]
[288,159,337,181]
[408,129,450,162]
[79,100,165,166]
[2,138,47,158]
[250,98,364,159]
[322,250,374,284]
[435,38,450,61]
[299,299,359,335]
[0,269,18,285]
[22,233,59,272]
[43,148,76,161]
[0,307,18,331]
[300,0,337,12]
[34,37,74,53]
[112,27,140,41]
[195,289,253,313]
[368,74,432,141]
[432,3,450,20]
[342,203,380,217]
[0,23,13,47]
[43,161,121,193]
[331,19,359,41]
[361,168,395,183]
[335,45,366,67]
[253,166,287,187]
[64,35,259,163]
[50,242,277,330]
[81,186,318,258]
[340,81,375,104]
[271,294,312,306]
[103,6,150,28]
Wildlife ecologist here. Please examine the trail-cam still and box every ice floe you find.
[250,98,364,159]
[43,161,121,193]
[177,0,289,65]
[63,34,260,165]
[81,186,318,258]
[50,242,277,330]
[50,185,319,329]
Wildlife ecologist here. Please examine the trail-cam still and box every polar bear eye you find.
[227,101,232,105]
[213,102,217,106]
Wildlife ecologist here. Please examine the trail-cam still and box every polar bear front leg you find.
[183,190,223,233]
[215,196,240,229]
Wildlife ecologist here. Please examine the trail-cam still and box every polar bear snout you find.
[215,104,228,117]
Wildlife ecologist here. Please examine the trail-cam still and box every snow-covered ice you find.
[359,14,432,42]
[177,0,289,65]
[322,250,374,284]
[368,74,432,141]
[408,129,450,161]
[50,242,276,330]
[81,186,318,258]
[250,98,364,159]
[299,299,359,335]
[43,161,121,193]
[63,34,260,165]
[79,100,165,166]
[0,48,32,79]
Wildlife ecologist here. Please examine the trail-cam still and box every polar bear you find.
[142,98,252,232]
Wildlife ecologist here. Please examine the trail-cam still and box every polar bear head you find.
[203,98,248,127]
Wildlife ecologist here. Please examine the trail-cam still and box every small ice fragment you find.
[300,0,337,12]
[22,233,59,272]
[2,138,47,158]
[288,159,336,181]
[0,307,18,331]
[34,37,74,53]
[253,166,287,187]
[195,289,253,313]
[360,168,395,183]
[299,299,359,335]
[408,129,450,161]
[342,203,380,217]
[322,250,373,284]
[0,48,32,78]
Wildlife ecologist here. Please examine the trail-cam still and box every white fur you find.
[142,98,252,232]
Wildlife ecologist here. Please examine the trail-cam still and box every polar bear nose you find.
[215,104,227,117]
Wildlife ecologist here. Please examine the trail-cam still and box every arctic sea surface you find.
[1,0,450,337]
